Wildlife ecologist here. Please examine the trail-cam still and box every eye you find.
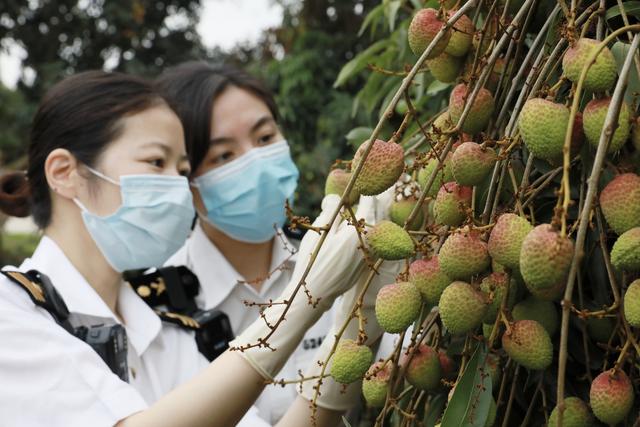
[148,158,165,169]
[213,151,234,165]
[258,134,275,145]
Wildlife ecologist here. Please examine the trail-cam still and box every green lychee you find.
[518,98,570,163]
[472,15,498,56]
[362,362,390,407]
[502,319,553,370]
[439,281,488,334]
[330,339,373,384]
[438,350,456,380]
[445,11,474,57]
[600,173,640,235]
[390,197,425,231]
[408,8,451,58]
[488,213,533,270]
[418,152,454,197]
[375,282,422,333]
[480,272,518,323]
[353,139,404,196]
[583,98,631,153]
[611,227,640,271]
[624,279,640,328]
[409,256,452,306]
[562,38,617,93]
[366,220,415,260]
[512,297,558,336]
[439,230,491,280]
[520,224,574,291]
[324,169,359,205]
[403,344,442,391]
[451,141,497,186]
[548,397,594,427]
[449,83,495,134]
[427,111,455,146]
[427,52,463,83]
[590,369,634,425]
[433,182,472,226]
[528,279,566,302]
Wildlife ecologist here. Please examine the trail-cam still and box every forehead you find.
[210,86,274,137]
[110,104,185,151]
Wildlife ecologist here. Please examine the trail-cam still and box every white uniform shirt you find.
[0,236,268,427]
[167,223,333,424]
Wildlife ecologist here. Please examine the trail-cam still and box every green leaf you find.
[441,344,493,427]
[384,0,402,32]
[610,41,640,104]
[605,1,640,20]
[426,80,453,96]
[333,39,391,88]
[358,4,385,37]
[423,394,447,427]
[346,127,374,147]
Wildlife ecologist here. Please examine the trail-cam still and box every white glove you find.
[230,194,376,380]
[300,188,404,411]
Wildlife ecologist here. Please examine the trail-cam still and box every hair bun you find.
[0,171,31,217]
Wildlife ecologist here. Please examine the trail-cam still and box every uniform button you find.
[130,367,137,379]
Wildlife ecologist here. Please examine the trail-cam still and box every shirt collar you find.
[20,236,162,355]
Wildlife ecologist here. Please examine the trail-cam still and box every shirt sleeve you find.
[0,280,148,427]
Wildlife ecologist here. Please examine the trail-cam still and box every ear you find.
[44,148,82,200]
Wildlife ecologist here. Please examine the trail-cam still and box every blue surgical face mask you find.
[74,167,195,272]
[192,140,299,243]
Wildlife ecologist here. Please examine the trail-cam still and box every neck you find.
[200,220,274,292]
[45,212,122,315]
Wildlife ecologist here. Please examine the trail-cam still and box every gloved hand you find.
[230,193,376,380]
[299,188,404,411]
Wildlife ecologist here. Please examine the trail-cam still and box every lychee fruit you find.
[427,52,464,83]
[433,182,472,226]
[611,227,640,271]
[439,281,488,334]
[472,15,498,56]
[563,38,617,93]
[445,11,474,57]
[624,279,640,328]
[438,350,456,380]
[439,230,491,280]
[502,319,553,370]
[408,8,451,58]
[427,111,455,145]
[583,98,631,153]
[548,397,594,427]
[375,282,422,333]
[449,84,495,134]
[529,279,566,302]
[330,339,373,384]
[324,169,359,205]
[519,224,574,291]
[480,272,518,323]
[418,152,454,197]
[409,257,452,306]
[600,173,640,235]
[362,362,390,407]
[590,369,634,425]
[488,213,533,270]
[403,344,442,391]
[451,141,497,186]
[512,297,558,336]
[353,139,404,196]
[390,197,425,231]
[366,220,415,260]
[518,98,570,163]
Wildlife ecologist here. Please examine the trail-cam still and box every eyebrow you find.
[209,115,276,146]
[141,141,189,162]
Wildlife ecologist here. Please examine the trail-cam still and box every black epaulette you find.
[154,309,200,330]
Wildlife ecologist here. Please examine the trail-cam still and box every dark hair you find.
[0,71,167,228]
[155,62,279,173]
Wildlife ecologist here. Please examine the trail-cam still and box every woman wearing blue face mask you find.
[0,70,383,427]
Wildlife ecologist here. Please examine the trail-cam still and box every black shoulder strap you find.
[127,266,200,315]
[1,269,74,334]
[154,309,200,330]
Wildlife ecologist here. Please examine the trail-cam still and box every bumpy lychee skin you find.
[408,8,451,58]
[330,339,373,384]
[600,173,640,234]
[624,279,640,327]
[427,52,463,83]
[583,98,631,153]
[488,213,533,270]
[362,362,390,407]
[449,84,495,134]
[433,182,472,226]
[502,320,553,370]
[403,344,442,391]
[418,152,454,197]
[439,230,491,280]
[366,220,415,261]
[520,224,574,291]
[390,198,425,231]
[438,350,456,380]
[439,281,488,334]
[451,142,497,186]
[518,98,570,163]
[590,369,634,425]
[409,257,451,306]
[480,272,517,323]
[445,12,473,57]
[353,139,404,196]
[512,297,558,336]
[324,169,359,205]
[375,282,422,333]
[611,227,640,271]
[563,38,617,93]
[427,111,455,145]
[548,397,594,427]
